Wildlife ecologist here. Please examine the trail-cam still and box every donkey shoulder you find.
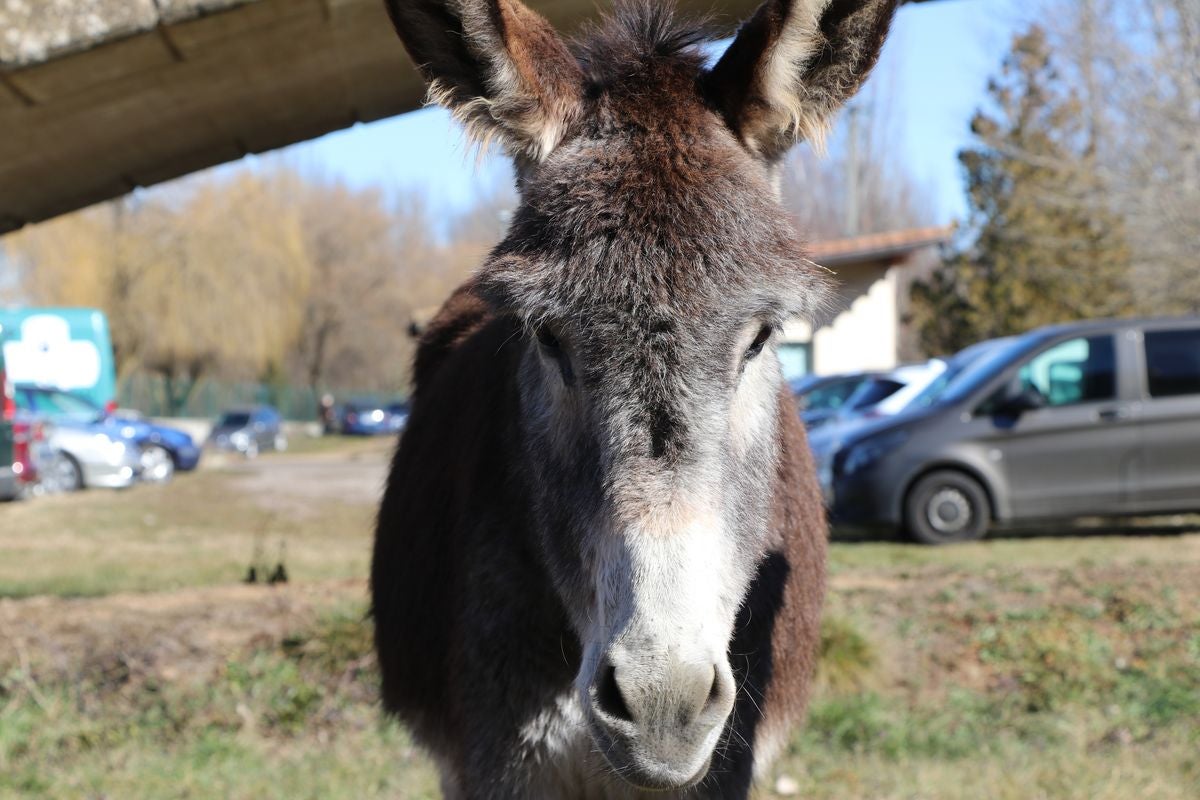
[373,278,525,730]
[410,278,498,396]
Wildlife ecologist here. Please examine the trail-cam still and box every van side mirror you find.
[998,387,1046,416]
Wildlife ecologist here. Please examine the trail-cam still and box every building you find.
[778,225,953,379]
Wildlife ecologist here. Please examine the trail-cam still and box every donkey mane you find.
[572,1,713,84]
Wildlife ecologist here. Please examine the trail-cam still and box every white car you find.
[39,423,141,492]
[860,360,949,418]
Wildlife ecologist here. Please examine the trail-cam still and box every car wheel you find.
[905,470,991,545]
[43,452,84,493]
[140,444,175,484]
[273,434,288,452]
[244,440,259,459]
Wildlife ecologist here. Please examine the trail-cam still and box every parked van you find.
[816,317,1200,543]
[0,308,117,410]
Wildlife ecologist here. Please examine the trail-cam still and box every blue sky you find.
[263,0,1029,226]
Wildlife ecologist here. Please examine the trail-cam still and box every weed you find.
[816,617,877,694]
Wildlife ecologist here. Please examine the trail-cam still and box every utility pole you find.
[845,104,860,237]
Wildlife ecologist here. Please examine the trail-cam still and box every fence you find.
[117,374,392,421]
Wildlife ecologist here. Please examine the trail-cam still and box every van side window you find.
[1018,335,1116,407]
[1144,328,1200,397]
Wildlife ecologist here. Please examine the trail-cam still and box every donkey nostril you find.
[702,664,730,717]
[596,664,634,723]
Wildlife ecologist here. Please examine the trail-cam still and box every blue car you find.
[341,400,400,436]
[14,384,200,483]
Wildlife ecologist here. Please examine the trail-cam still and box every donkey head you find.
[386,0,896,789]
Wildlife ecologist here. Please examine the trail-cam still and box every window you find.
[1017,335,1116,407]
[1145,328,1200,398]
[20,388,100,417]
[847,378,904,410]
[803,377,863,412]
[777,342,812,382]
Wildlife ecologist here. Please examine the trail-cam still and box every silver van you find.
[815,317,1200,543]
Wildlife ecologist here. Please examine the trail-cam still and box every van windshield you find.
[908,337,1033,410]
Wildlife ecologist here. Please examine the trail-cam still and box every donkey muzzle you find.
[585,648,737,790]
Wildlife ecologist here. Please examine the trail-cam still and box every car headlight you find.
[840,430,909,477]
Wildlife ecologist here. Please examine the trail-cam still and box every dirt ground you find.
[0,580,365,690]
[220,438,392,516]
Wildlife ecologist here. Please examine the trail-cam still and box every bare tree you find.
[275,171,434,397]
[1039,0,1200,312]
[398,174,517,332]
[780,81,934,241]
[5,172,310,408]
[2,159,530,403]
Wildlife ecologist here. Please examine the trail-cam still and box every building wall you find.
[780,259,900,377]
[892,246,941,362]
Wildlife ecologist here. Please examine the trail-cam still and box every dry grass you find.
[0,441,390,598]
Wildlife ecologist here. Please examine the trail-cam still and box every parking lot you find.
[1,436,1197,798]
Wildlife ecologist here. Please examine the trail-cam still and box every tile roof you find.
[808,225,955,267]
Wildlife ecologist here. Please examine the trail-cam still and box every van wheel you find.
[905,470,990,545]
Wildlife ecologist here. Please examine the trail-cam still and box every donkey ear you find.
[705,0,899,160]
[385,0,584,162]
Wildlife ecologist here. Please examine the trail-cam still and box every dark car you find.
[823,374,907,424]
[13,384,200,484]
[816,318,1200,544]
[385,402,410,432]
[209,406,286,457]
[791,372,883,429]
[341,400,398,436]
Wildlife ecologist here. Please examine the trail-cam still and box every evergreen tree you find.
[910,26,1133,355]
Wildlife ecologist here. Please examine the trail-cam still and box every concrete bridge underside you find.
[0,0,935,233]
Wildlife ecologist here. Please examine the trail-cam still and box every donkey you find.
[372,0,897,796]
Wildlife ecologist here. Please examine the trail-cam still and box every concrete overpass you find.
[0,0,940,233]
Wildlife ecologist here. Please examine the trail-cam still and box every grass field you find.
[1,440,1197,799]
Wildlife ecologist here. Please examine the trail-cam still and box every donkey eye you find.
[535,326,575,386]
[536,327,562,352]
[744,325,772,361]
